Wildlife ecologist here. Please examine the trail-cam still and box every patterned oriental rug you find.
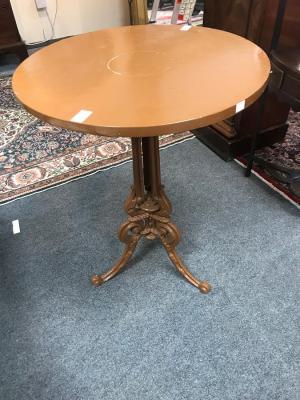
[0,75,299,207]
[236,111,300,208]
[0,76,192,204]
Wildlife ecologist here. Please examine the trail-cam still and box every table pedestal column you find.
[91,137,211,293]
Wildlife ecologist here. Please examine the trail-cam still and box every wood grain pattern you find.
[261,0,300,51]
[196,0,296,159]
[129,0,148,25]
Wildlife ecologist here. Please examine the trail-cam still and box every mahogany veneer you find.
[194,0,300,160]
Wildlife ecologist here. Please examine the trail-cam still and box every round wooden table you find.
[12,25,270,293]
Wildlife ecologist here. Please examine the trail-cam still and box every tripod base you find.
[91,137,211,294]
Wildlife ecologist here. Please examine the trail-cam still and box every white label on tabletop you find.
[180,25,192,31]
[235,100,246,113]
[12,220,20,235]
[70,110,93,123]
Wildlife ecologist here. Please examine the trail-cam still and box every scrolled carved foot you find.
[160,232,211,293]
[91,274,104,287]
[91,234,141,287]
[198,281,212,294]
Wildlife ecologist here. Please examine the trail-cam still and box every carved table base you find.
[91,137,211,293]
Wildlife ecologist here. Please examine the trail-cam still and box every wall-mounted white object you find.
[35,0,47,10]
[11,0,130,44]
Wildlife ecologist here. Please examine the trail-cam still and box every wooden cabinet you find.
[194,0,300,160]
[0,0,28,61]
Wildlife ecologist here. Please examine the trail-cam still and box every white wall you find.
[10,0,130,44]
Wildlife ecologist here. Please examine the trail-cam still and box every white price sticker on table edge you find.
[180,25,192,31]
[71,110,93,123]
[236,100,246,113]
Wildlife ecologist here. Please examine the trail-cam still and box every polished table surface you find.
[12,25,270,293]
[13,25,270,137]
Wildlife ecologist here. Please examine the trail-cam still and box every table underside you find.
[91,137,211,293]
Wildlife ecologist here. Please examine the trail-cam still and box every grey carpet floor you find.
[0,138,299,400]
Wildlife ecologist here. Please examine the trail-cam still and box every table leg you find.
[91,137,211,293]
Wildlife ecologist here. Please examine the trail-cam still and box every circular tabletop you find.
[12,25,270,137]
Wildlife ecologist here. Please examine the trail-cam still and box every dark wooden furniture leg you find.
[245,0,300,177]
[91,137,211,293]
[245,88,268,176]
